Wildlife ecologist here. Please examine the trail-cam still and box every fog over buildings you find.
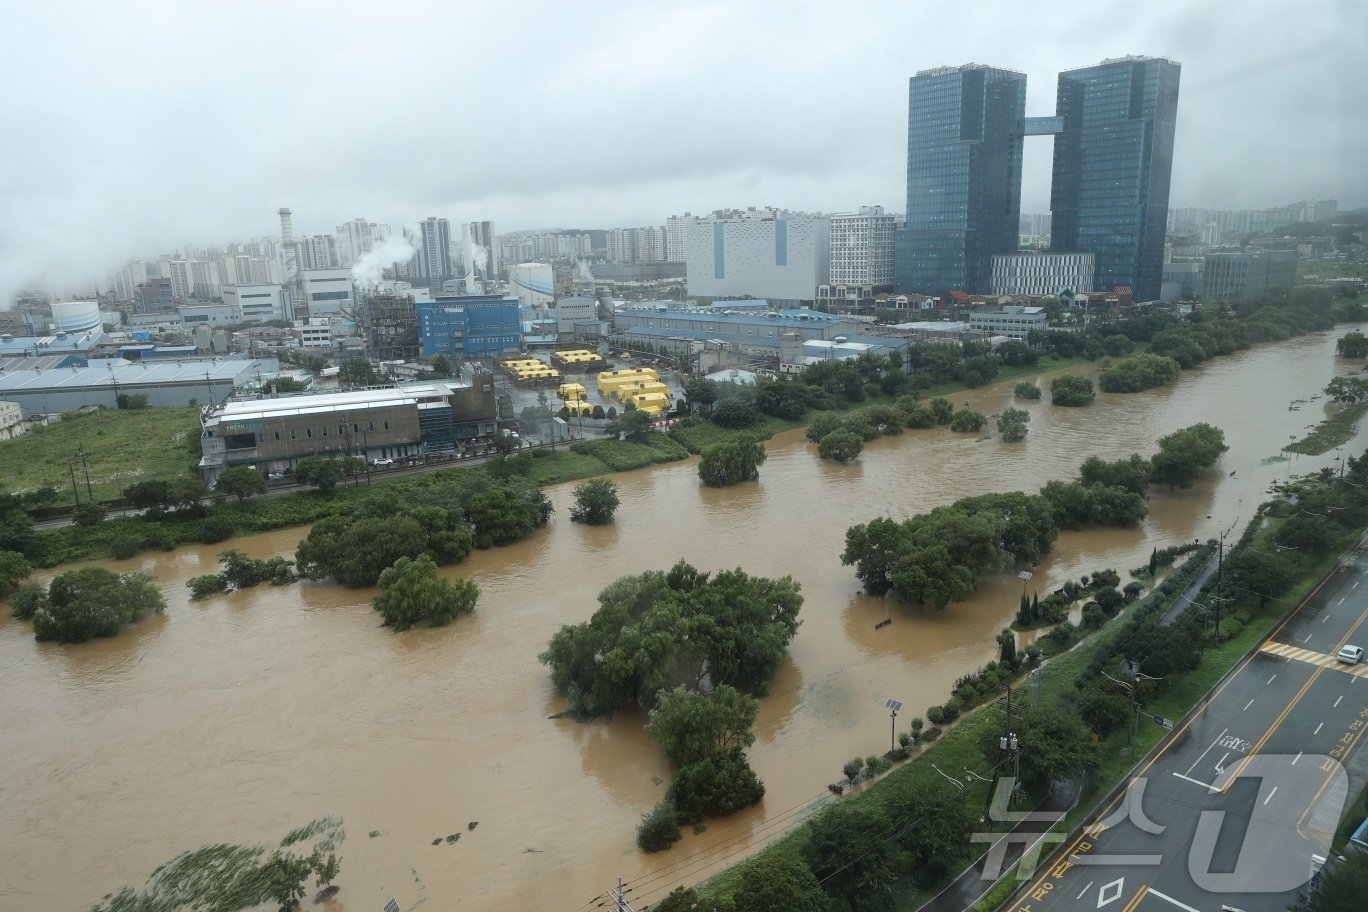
[1,0,1364,300]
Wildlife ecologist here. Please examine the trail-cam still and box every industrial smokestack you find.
[277,207,295,243]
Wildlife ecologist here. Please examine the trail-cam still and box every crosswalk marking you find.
[1260,641,1368,677]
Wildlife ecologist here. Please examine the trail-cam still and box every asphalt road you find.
[1011,541,1368,912]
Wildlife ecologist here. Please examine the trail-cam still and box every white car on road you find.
[1336,644,1364,664]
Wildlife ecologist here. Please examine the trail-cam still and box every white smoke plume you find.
[468,243,489,277]
[576,259,594,283]
[351,234,416,291]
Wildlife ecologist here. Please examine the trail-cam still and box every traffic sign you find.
[1152,715,1175,730]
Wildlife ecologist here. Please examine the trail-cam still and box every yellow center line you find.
[1010,568,1346,905]
[1297,710,1368,830]
[1223,596,1368,791]
[1121,884,1149,912]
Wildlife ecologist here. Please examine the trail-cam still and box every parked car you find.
[372,457,394,467]
[1336,644,1364,665]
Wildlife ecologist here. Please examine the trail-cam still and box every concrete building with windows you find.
[1200,249,1298,302]
[301,269,355,317]
[336,218,391,267]
[417,294,522,360]
[684,208,830,305]
[611,306,894,358]
[665,214,702,262]
[222,284,294,323]
[608,226,666,264]
[417,217,454,284]
[554,296,597,339]
[0,400,24,439]
[989,252,1095,296]
[829,206,897,289]
[968,304,1047,339]
[135,277,176,313]
[197,377,498,484]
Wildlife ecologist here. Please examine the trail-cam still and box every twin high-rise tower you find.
[896,56,1180,302]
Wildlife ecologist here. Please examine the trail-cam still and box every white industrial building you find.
[554,296,597,339]
[48,300,103,333]
[508,263,555,310]
[301,269,355,317]
[988,252,1095,297]
[222,284,294,323]
[684,208,830,305]
[968,305,1047,339]
[0,357,279,416]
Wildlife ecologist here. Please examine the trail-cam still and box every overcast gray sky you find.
[2,0,1364,299]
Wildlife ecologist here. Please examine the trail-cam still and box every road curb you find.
[982,530,1364,912]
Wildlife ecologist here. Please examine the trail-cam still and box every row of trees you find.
[657,702,1099,912]
[842,430,1225,610]
[1097,353,1183,393]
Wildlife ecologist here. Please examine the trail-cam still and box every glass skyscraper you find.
[896,64,1026,296]
[1050,57,1181,302]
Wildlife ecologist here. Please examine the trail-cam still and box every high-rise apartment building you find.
[608,227,666,264]
[1050,56,1181,301]
[336,219,391,267]
[828,206,896,288]
[665,214,701,262]
[897,64,1026,296]
[298,235,338,270]
[418,217,454,283]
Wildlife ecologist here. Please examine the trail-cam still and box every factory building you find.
[0,357,278,416]
[197,378,497,484]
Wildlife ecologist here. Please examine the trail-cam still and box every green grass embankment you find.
[1288,401,1368,455]
[0,407,200,505]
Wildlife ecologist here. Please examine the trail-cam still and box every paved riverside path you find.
[1002,541,1368,912]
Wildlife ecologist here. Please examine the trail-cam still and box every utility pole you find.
[78,444,93,499]
[67,457,81,506]
[606,878,637,912]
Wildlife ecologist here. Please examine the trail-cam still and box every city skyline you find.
[1,1,1364,301]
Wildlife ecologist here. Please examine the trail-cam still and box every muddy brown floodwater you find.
[3,330,1365,912]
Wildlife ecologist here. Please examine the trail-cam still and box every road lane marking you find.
[1227,596,1368,792]
[1077,881,1094,900]
[1340,597,1346,605]
[1185,727,1229,775]
[1215,751,1230,773]
[1268,673,1278,684]
[1171,771,1220,792]
[1335,695,1344,707]
[1264,786,1279,804]
[1293,751,1303,764]
[1012,567,1350,904]
[1305,633,1314,643]
[1299,716,1368,831]
[1356,580,1360,588]
[1315,722,1325,734]
[1324,615,1330,622]
[1147,886,1202,912]
[1244,699,1255,710]
[1120,885,1149,912]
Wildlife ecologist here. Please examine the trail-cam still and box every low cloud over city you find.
[0,0,1364,296]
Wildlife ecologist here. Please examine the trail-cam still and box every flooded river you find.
[3,331,1365,911]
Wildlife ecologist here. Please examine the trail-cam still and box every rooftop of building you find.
[1062,55,1179,73]
[893,321,973,333]
[0,329,104,356]
[915,62,1025,78]
[0,357,269,394]
[614,306,846,326]
[205,380,474,424]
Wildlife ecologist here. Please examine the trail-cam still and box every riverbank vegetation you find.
[1050,374,1095,406]
[842,427,1224,611]
[671,460,1368,912]
[540,561,803,717]
[569,478,620,524]
[0,405,201,507]
[698,436,767,486]
[372,555,480,631]
[1097,352,1182,392]
[188,548,296,599]
[88,816,344,912]
[17,566,165,642]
